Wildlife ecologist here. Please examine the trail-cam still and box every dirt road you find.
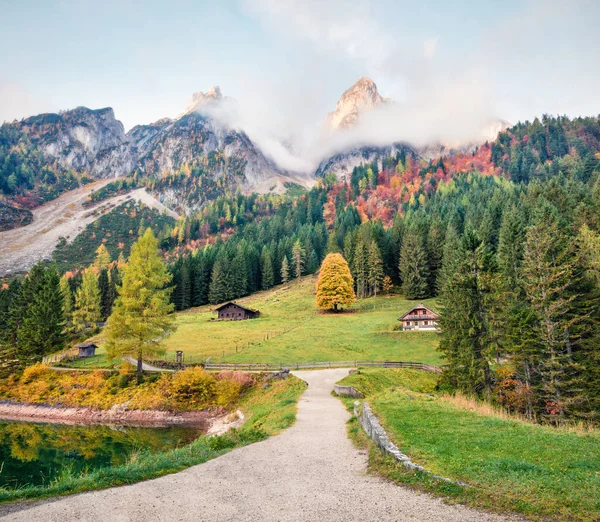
[0,369,512,521]
[0,181,177,277]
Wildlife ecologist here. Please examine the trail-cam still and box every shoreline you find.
[0,401,214,428]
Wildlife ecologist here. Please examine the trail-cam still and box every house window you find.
[424,321,428,325]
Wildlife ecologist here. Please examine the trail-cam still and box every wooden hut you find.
[215,302,260,321]
[76,343,97,357]
[399,304,440,331]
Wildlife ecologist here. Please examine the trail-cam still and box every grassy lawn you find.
[0,375,306,504]
[338,369,600,521]
[64,276,441,368]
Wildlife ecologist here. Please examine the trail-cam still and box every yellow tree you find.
[94,244,111,271]
[105,229,175,373]
[316,253,356,312]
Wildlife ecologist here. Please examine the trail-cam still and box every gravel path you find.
[0,369,512,521]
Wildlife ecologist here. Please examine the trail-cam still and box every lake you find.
[0,421,205,489]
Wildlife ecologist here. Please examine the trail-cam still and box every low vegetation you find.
[0,373,305,504]
[0,364,259,412]
[338,369,600,521]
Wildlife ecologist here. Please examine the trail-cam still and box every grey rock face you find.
[315,142,417,180]
[21,107,135,178]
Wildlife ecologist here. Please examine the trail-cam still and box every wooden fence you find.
[205,360,442,373]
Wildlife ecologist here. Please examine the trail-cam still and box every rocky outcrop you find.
[327,77,389,129]
[19,107,135,178]
[315,142,416,180]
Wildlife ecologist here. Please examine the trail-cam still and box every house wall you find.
[402,320,438,331]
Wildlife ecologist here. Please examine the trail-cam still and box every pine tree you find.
[399,232,430,299]
[261,247,274,290]
[232,252,248,297]
[307,250,319,274]
[368,240,384,296]
[72,268,101,333]
[281,256,290,284]
[15,264,65,364]
[292,240,305,279]
[316,254,356,312]
[105,229,175,373]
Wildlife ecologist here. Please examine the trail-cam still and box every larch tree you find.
[94,244,112,271]
[281,256,290,284]
[72,268,101,333]
[59,275,73,325]
[292,240,305,279]
[104,229,175,373]
[315,253,356,312]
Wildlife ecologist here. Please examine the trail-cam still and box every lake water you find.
[0,421,205,489]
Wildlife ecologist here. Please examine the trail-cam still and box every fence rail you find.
[205,360,441,373]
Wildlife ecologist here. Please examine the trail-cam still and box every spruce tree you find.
[436,225,462,294]
[15,264,65,364]
[399,231,430,299]
[261,247,274,290]
[105,229,175,373]
[232,252,248,297]
[517,219,593,419]
[98,269,112,320]
[497,206,525,291]
[353,236,369,298]
[438,232,498,400]
[368,240,384,296]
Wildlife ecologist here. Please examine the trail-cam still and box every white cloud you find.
[423,37,439,60]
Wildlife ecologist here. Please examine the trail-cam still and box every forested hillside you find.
[2,114,600,422]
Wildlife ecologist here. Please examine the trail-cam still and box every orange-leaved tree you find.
[315,253,355,312]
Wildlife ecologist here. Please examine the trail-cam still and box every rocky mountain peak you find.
[327,77,388,129]
[185,86,223,114]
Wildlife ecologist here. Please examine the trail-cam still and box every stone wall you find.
[354,401,469,487]
[333,384,364,398]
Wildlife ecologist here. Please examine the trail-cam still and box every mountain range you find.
[0,77,508,220]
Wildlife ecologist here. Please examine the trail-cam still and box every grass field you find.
[338,369,600,521]
[68,276,442,368]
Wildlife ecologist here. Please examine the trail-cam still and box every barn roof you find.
[398,304,440,320]
[214,302,259,313]
[75,343,98,349]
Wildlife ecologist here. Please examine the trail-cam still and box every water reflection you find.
[0,421,204,488]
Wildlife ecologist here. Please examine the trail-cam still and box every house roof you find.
[214,301,259,314]
[398,304,440,320]
[75,343,98,349]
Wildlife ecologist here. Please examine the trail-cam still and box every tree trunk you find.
[137,353,143,374]
[333,303,338,312]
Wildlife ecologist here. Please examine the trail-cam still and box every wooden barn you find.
[215,302,260,321]
[399,304,440,331]
[76,343,97,357]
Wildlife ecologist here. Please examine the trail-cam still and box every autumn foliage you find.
[315,253,355,312]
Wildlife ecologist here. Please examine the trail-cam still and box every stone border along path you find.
[0,369,515,522]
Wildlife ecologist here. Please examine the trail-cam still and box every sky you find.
[1,0,599,170]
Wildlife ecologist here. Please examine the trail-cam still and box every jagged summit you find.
[185,86,223,114]
[327,77,389,129]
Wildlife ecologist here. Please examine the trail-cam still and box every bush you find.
[169,368,217,408]
[215,379,243,408]
[20,363,49,384]
[217,371,255,389]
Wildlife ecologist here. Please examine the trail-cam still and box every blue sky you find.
[1,0,598,134]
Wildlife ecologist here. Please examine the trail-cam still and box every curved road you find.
[1,370,511,521]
